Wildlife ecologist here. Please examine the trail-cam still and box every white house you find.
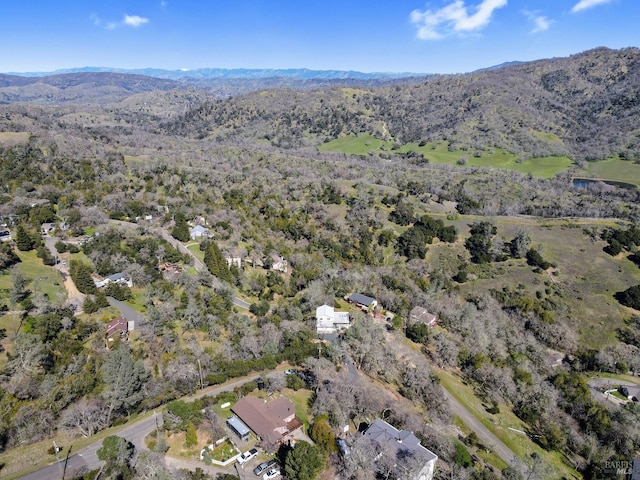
[270,254,288,273]
[95,272,133,289]
[189,225,209,241]
[224,252,242,269]
[316,304,351,334]
[363,419,438,480]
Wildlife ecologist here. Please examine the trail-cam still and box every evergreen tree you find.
[309,417,336,454]
[185,421,198,448]
[15,224,35,251]
[171,212,190,242]
[70,259,97,294]
[83,296,98,314]
[0,242,20,269]
[95,289,110,308]
[203,241,231,282]
[284,441,325,480]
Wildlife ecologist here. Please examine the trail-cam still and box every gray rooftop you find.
[226,415,250,437]
[364,419,437,463]
[349,293,376,306]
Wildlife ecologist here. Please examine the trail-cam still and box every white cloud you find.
[522,10,553,33]
[572,0,613,13]
[92,13,149,29]
[410,0,508,40]
[124,15,150,27]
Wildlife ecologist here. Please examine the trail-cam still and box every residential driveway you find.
[43,233,85,312]
[442,389,516,467]
[107,297,145,329]
[108,219,251,310]
[587,377,639,407]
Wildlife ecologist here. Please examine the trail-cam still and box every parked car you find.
[238,447,259,465]
[337,438,350,457]
[284,369,298,375]
[253,459,278,476]
[263,467,281,480]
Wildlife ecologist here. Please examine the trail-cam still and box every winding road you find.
[110,220,251,310]
[19,373,267,480]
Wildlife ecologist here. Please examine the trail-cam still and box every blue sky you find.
[0,0,637,74]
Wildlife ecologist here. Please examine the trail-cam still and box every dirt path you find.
[43,234,85,312]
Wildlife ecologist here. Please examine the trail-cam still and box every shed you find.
[227,415,251,441]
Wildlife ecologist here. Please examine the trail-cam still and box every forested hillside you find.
[0,47,639,480]
[163,47,640,161]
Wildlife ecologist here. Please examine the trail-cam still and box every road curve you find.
[19,373,267,480]
[108,219,250,310]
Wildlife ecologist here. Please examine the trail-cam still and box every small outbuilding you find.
[227,415,251,441]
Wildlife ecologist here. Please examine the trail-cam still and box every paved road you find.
[587,376,639,408]
[108,219,250,310]
[20,373,270,480]
[442,389,516,467]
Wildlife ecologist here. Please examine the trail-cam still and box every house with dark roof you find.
[620,385,640,402]
[409,306,438,327]
[348,293,378,311]
[95,272,133,289]
[363,419,438,480]
[105,317,133,343]
[231,396,302,446]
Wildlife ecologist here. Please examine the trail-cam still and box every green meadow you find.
[579,157,640,186]
[318,135,573,179]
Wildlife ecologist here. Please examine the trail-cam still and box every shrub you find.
[239,381,257,396]
[526,249,551,270]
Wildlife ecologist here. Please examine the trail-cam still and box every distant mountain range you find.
[5,66,429,81]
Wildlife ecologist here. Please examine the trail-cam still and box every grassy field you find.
[579,157,640,186]
[318,133,393,155]
[0,132,30,146]
[436,369,579,479]
[318,135,573,179]
[0,251,67,306]
[420,214,639,348]
[187,243,205,263]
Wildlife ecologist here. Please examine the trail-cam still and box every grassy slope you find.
[318,135,573,179]
[436,369,579,479]
[579,157,640,186]
[422,216,639,349]
[0,250,67,305]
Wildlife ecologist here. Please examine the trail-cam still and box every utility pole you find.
[53,441,64,479]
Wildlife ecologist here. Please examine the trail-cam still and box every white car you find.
[263,467,281,480]
[238,447,259,465]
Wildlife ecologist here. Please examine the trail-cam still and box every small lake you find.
[572,177,637,190]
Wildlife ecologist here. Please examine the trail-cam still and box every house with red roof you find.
[231,396,302,446]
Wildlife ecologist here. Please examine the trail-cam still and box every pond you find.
[572,177,637,190]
